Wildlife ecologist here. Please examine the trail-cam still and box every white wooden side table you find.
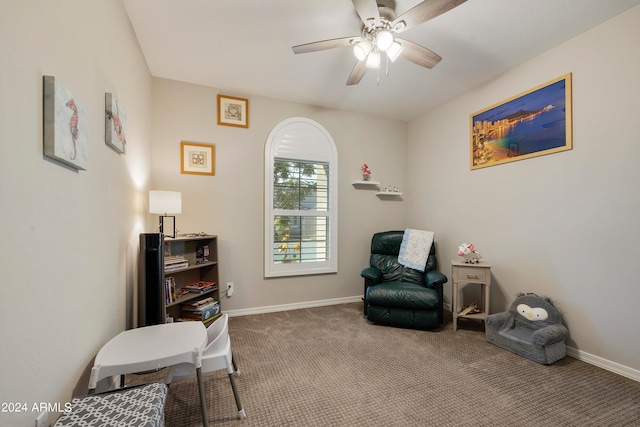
[451,260,492,332]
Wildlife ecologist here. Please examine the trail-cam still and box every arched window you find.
[264,118,338,277]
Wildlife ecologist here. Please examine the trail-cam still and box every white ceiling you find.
[123,0,640,121]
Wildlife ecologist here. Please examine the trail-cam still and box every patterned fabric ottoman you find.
[53,382,167,427]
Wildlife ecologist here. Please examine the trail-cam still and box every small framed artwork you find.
[105,93,127,153]
[43,75,88,170]
[181,141,215,175]
[470,73,572,170]
[217,94,248,128]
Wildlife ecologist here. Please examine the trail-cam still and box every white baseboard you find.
[224,295,363,317]
[566,346,640,382]
[226,298,639,383]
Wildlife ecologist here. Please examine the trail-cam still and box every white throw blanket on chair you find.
[398,229,434,272]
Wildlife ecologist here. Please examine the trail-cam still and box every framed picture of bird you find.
[105,93,127,154]
[43,75,88,170]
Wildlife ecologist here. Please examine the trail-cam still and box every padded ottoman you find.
[53,382,167,427]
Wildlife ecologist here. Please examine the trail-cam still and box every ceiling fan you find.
[292,0,467,85]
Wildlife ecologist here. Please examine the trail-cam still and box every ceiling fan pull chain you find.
[385,54,390,78]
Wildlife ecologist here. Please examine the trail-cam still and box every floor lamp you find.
[149,191,182,238]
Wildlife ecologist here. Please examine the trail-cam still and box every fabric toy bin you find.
[53,382,167,427]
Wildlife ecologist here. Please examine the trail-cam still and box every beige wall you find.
[150,78,407,312]
[0,1,152,425]
[407,6,640,372]
[2,2,638,425]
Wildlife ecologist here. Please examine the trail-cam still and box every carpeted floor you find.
[128,303,640,426]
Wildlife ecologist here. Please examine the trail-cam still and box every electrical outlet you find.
[35,411,49,427]
[226,282,234,297]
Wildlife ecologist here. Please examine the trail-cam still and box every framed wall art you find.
[105,93,127,153]
[470,73,572,170]
[43,75,88,170]
[181,141,215,175]
[217,94,248,128]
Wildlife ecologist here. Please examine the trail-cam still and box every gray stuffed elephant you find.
[486,293,568,364]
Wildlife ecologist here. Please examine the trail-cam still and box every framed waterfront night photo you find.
[470,74,572,170]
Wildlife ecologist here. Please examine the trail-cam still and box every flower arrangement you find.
[457,243,482,264]
[361,163,372,180]
[278,235,301,263]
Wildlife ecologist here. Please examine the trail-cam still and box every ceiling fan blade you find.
[347,60,367,86]
[292,37,357,54]
[396,39,442,69]
[391,0,467,33]
[352,0,380,27]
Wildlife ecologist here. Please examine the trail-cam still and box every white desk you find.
[89,322,209,427]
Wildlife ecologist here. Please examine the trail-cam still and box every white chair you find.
[166,313,246,420]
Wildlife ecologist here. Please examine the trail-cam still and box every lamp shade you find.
[149,191,182,215]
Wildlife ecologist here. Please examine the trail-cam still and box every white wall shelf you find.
[352,180,380,186]
[352,181,402,198]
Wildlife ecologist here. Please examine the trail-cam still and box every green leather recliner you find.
[361,230,447,330]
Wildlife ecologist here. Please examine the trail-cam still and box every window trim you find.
[264,117,338,278]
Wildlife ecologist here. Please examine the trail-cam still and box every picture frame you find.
[470,73,572,170]
[181,141,215,175]
[105,93,127,154]
[217,94,248,128]
[43,75,88,170]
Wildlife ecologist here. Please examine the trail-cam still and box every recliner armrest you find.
[425,270,447,288]
[360,267,382,284]
[361,267,382,316]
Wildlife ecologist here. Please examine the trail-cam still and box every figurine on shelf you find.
[457,243,482,264]
[361,163,372,181]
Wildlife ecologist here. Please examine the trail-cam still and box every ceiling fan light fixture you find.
[291,0,467,86]
[366,51,380,69]
[353,40,372,61]
[375,30,394,51]
[392,21,406,32]
[386,41,404,62]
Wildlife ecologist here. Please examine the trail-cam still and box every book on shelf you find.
[458,304,481,316]
[181,301,220,321]
[178,311,222,324]
[165,276,177,304]
[164,255,188,271]
[181,296,217,310]
[196,245,210,264]
[202,313,221,326]
[183,281,218,293]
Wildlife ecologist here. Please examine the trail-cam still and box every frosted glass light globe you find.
[353,40,372,61]
[375,30,394,51]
